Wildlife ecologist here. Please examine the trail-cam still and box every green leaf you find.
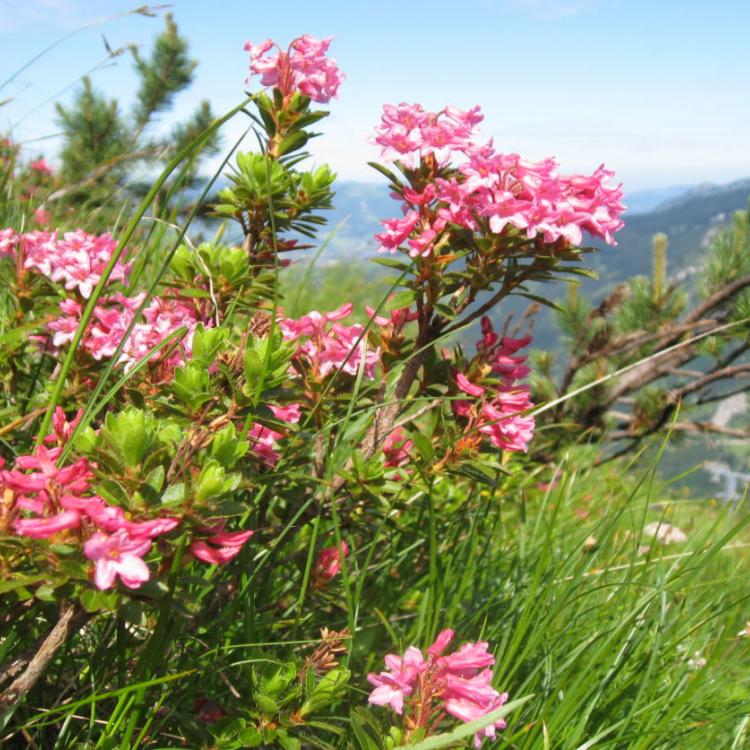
[0,574,49,594]
[367,161,401,185]
[349,708,384,750]
[371,257,412,271]
[238,727,263,746]
[411,433,433,463]
[102,408,156,467]
[192,324,229,365]
[80,588,119,613]
[211,423,249,469]
[173,362,212,411]
[386,289,419,311]
[144,465,166,493]
[299,668,351,717]
[161,483,186,506]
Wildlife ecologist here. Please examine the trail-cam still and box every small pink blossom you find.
[190,528,254,565]
[33,206,51,226]
[13,510,81,539]
[0,228,18,258]
[372,101,624,249]
[269,403,302,424]
[367,646,426,714]
[46,407,83,446]
[244,34,344,103]
[29,158,53,176]
[366,302,418,332]
[24,229,130,299]
[382,428,413,469]
[281,305,381,380]
[83,530,151,590]
[248,422,285,467]
[427,628,455,657]
[314,540,349,582]
[455,372,486,398]
[375,211,420,253]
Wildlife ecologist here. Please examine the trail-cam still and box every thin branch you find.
[0,602,90,709]
[670,364,750,401]
[668,421,750,439]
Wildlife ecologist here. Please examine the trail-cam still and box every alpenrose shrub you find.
[0,33,624,743]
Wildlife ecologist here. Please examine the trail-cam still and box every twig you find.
[0,602,90,710]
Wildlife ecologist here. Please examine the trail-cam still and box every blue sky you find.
[1,0,749,194]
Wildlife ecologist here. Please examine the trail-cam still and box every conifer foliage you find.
[52,13,217,211]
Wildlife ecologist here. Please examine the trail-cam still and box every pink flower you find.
[427,628,455,658]
[375,211,420,253]
[281,305,381,380]
[279,303,353,340]
[0,228,18,259]
[2,445,92,496]
[269,403,302,424]
[366,302,418,332]
[368,630,508,746]
[13,510,81,539]
[478,405,535,453]
[382,428,414,469]
[244,34,344,103]
[444,688,509,748]
[48,299,82,347]
[29,158,53,176]
[46,290,200,375]
[367,646,426,714]
[45,407,83,446]
[371,101,624,249]
[314,540,349,582]
[189,528,254,565]
[248,422,285,466]
[123,517,180,539]
[24,229,130,299]
[440,641,495,676]
[33,206,51,226]
[83,530,151,590]
[455,372,486,398]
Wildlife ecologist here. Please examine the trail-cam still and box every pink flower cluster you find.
[244,34,344,103]
[368,629,508,748]
[1,409,178,590]
[22,229,131,299]
[48,292,200,372]
[453,318,535,453]
[248,403,301,467]
[374,103,484,166]
[373,102,625,255]
[0,225,198,373]
[280,303,380,380]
